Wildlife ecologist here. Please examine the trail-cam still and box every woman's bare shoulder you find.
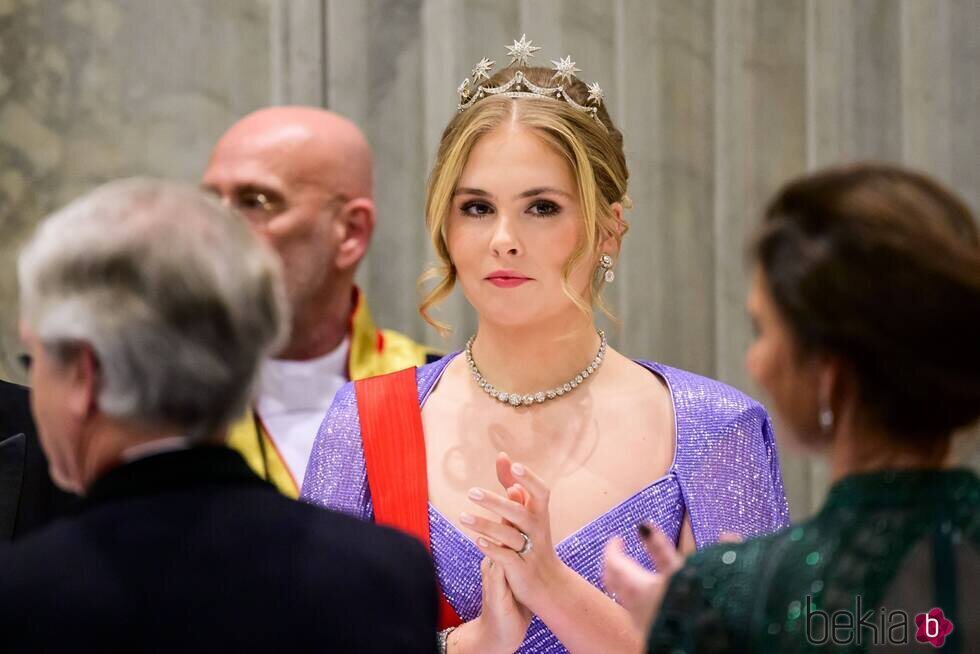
[595,348,671,402]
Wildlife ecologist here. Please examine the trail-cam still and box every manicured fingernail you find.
[637,523,652,539]
[511,462,525,476]
[477,537,490,548]
[460,512,476,525]
[468,488,485,500]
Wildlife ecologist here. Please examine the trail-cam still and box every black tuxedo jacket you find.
[0,446,438,653]
[0,380,75,542]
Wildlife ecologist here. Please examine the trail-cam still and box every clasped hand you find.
[455,452,566,652]
[461,451,565,605]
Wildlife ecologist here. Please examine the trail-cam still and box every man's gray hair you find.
[18,178,289,440]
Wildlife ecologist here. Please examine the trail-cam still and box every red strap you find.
[355,368,462,630]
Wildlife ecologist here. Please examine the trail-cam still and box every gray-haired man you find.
[0,179,437,653]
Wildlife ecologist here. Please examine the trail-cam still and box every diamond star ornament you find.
[471,57,495,82]
[455,35,606,128]
[506,34,541,67]
[586,81,604,106]
[551,55,581,84]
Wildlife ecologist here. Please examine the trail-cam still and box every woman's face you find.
[745,268,826,451]
[447,124,597,329]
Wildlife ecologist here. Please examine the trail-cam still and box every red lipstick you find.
[485,269,532,288]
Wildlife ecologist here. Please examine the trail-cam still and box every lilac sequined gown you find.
[302,354,789,653]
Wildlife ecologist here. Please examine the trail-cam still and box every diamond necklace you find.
[464,329,607,407]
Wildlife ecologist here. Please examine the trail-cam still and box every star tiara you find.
[456,34,605,126]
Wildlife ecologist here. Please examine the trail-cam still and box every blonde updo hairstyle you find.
[419,66,630,334]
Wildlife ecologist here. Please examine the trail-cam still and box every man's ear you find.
[66,344,100,420]
[334,198,376,271]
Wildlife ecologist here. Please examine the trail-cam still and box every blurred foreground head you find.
[17,178,288,492]
[747,163,980,459]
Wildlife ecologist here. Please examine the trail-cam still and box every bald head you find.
[203,107,378,359]
[207,106,373,200]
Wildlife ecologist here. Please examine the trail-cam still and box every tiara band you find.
[456,34,605,127]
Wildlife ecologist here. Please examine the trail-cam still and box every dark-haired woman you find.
[604,163,980,653]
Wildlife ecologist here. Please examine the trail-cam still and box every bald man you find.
[203,107,437,497]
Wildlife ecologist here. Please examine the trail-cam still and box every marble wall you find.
[0,0,274,375]
[1,0,977,518]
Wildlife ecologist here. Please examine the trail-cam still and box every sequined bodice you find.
[648,469,979,654]
[303,353,789,653]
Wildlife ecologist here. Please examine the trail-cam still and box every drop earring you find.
[818,403,834,433]
[599,254,615,283]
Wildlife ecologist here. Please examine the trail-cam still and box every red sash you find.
[355,367,462,630]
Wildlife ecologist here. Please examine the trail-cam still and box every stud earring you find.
[599,254,615,283]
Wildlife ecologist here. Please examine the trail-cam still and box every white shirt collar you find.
[120,436,191,463]
[255,336,350,415]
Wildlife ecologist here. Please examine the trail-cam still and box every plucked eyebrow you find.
[516,186,573,200]
[452,186,573,200]
[453,187,492,198]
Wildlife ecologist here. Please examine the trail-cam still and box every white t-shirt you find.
[254,337,349,484]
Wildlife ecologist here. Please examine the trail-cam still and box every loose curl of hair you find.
[419,67,630,335]
[753,163,980,444]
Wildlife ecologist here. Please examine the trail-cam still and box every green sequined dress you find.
[648,469,978,653]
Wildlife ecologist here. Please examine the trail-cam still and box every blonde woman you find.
[303,38,789,653]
